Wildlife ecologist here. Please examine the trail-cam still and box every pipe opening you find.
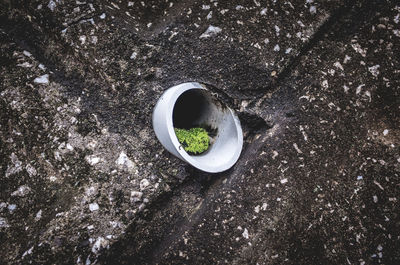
[172,89,208,129]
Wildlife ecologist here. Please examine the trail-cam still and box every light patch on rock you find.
[100,13,106,19]
[11,185,31,197]
[26,164,37,176]
[254,205,260,213]
[334,62,344,71]
[261,203,268,210]
[321,80,329,89]
[116,151,135,169]
[206,11,212,20]
[130,191,143,203]
[130,52,137,59]
[86,156,101,165]
[200,25,222,38]
[23,50,32,57]
[79,35,86,45]
[280,178,288,184]
[351,43,367,57]
[293,143,303,154]
[242,228,249,239]
[140,179,150,190]
[273,44,280,51]
[260,8,267,15]
[0,217,9,228]
[383,129,389,136]
[35,209,42,221]
[91,237,109,254]
[34,74,49,84]
[89,203,99,211]
[368,65,380,77]
[310,6,317,14]
[356,84,365,95]
[8,204,17,212]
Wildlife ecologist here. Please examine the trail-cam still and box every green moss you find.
[174,127,210,155]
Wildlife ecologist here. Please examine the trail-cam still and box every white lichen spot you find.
[11,185,31,197]
[356,84,365,95]
[8,204,17,212]
[274,25,280,36]
[140,179,150,190]
[26,164,37,176]
[202,5,210,10]
[321,80,329,89]
[130,52,137,59]
[310,6,317,14]
[343,55,351,64]
[373,195,378,203]
[242,228,249,239]
[273,44,280,51]
[334,62,344,71]
[91,237,109,254]
[383,129,389,136]
[260,8,268,15]
[48,0,58,11]
[116,151,135,169]
[393,29,400,37]
[280,178,288,184]
[35,210,42,221]
[89,203,99,211]
[0,217,9,228]
[351,43,367,57]
[272,150,278,159]
[100,13,106,19]
[200,25,222,38]
[23,50,32,57]
[254,205,260,213]
[285,48,292,54]
[86,156,100,165]
[79,35,86,45]
[293,143,303,154]
[130,191,143,203]
[34,74,49,84]
[261,203,268,210]
[206,11,212,20]
[368,65,380,77]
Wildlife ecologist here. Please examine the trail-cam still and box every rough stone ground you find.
[0,0,399,264]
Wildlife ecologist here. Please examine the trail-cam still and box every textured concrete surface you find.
[0,0,399,264]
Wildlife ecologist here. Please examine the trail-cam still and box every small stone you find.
[140,179,150,190]
[0,217,9,228]
[34,74,49,84]
[200,25,222,38]
[242,228,249,239]
[35,210,42,221]
[89,203,99,211]
[91,237,109,254]
[11,185,31,197]
[130,191,143,203]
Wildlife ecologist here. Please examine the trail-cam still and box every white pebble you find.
[242,228,249,239]
[34,74,49,84]
[89,203,99,211]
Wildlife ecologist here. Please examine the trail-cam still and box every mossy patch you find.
[174,127,210,155]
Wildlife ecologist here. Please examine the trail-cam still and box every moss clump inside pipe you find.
[174,127,210,155]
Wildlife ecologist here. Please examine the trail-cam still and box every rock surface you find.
[0,0,399,264]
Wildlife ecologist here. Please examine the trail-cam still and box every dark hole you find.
[173,90,207,129]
